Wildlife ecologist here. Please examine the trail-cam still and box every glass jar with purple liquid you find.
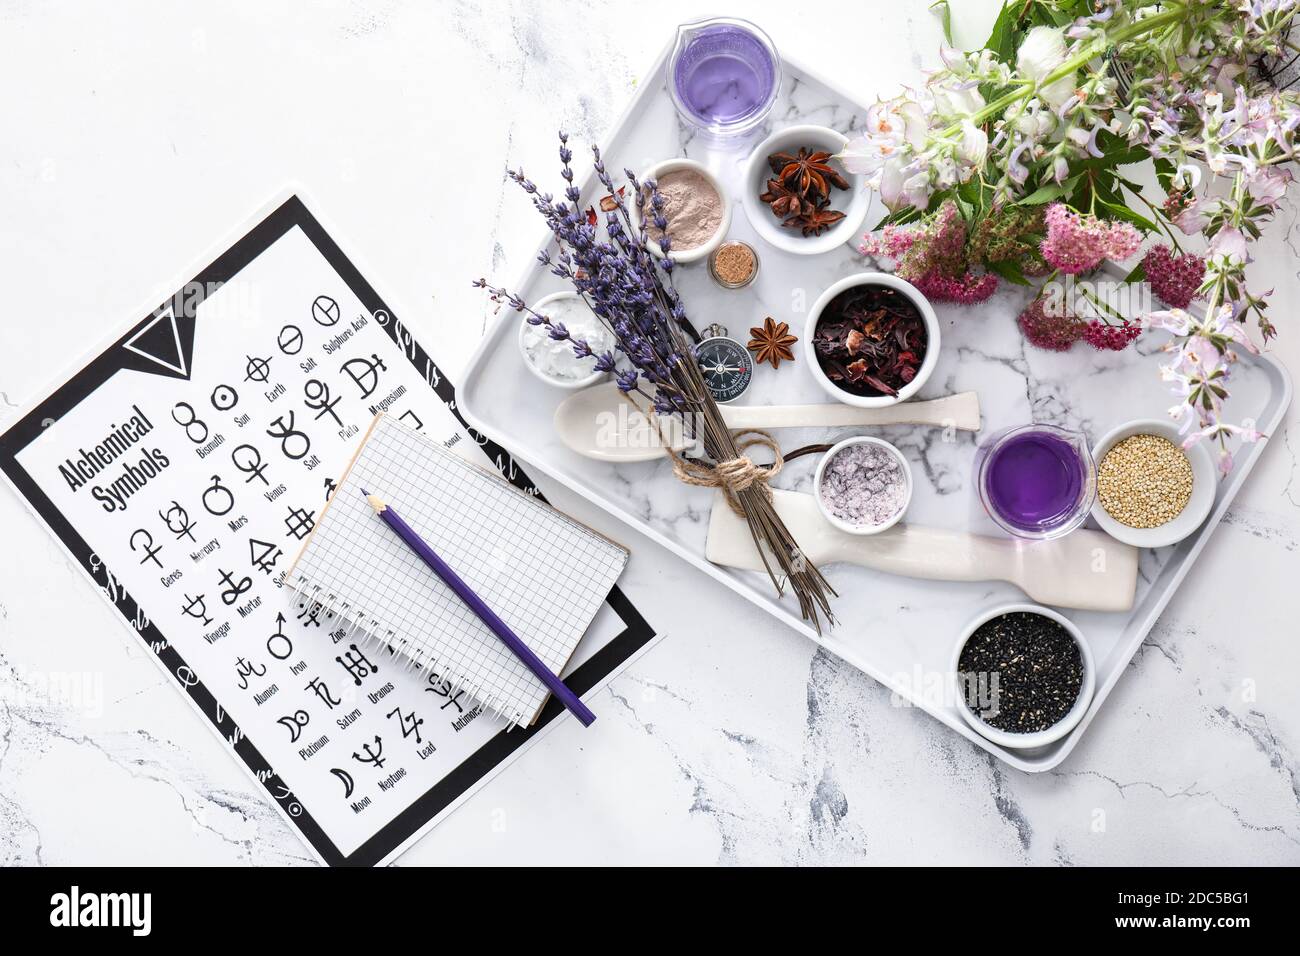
[975,424,1097,540]
[668,17,780,138]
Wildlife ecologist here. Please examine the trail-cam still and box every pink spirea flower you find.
[861,201,998,304]
[1081,319,1141,351]
[1017,294,1085,351]
[1142,244,1205,309]
[1039,203,1142,274]
[912,270,999,304]
[859,224,917,260]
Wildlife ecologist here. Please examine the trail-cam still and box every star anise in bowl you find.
[759,145,852,237]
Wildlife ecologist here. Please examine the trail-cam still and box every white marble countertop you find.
[1,0,1297,865]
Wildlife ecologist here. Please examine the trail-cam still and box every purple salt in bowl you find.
[813,436,913,536]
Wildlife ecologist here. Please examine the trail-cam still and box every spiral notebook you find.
[289,413,629,726]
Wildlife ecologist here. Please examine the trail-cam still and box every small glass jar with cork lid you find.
[708,240,760,289]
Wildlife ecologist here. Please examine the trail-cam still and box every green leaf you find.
[988,259,1032,285]
[1123,262,1147,283]
[984,2,1019,63]
[1018,175,1081,205]
[930,0,953,45]
[1153,157,1176,193]
[1095,193,1158,234]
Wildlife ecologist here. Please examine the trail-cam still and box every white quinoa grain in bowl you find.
[1089,418,1216,548]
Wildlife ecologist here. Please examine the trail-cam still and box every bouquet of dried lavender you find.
[475,132,835,631]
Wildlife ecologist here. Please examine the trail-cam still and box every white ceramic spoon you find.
[706,489,1138,612]
[554,383,981,463]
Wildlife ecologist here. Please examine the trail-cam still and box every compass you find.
[694,325,752,404]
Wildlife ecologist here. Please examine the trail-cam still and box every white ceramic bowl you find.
[1090,418,1216,548]
[630,158,731,264]
[803,272,941,408]
[516,291,607,391]
[812,436,913,535]
[951,603,1096,751]
[741,124,872,255]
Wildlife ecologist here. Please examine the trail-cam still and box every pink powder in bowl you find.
[817,441,910,530]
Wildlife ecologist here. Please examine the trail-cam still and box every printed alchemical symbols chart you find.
[0,197,653,865]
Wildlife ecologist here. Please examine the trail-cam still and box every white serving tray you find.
[459,44,1293,771]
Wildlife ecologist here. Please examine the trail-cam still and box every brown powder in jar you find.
[644,168,723,250]
[711,241,758,287]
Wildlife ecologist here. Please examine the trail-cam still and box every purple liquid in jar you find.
[984,430,1086,532]
[672,24,776,128]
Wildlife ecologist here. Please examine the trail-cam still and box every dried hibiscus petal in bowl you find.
[811,284,928,398]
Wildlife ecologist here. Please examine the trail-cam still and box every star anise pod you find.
[758,178,810,219]
[768,147,851,199]
[784,200,847,237]
[747,316,799,370]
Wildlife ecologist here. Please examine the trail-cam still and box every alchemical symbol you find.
[180,592,212,627]
[306,676,342,710]
[130,528,163,568]
[234,656,266,691]
[267,612,294,660]
[249,537,283,575]
[398,409,423,431]
[311,294,341,327]
[202,474,235,516]
[303,379,343,426]
[425,674,466,714]
[217,567,253,605]
[336,643,378,686]
[231,444,270,485]
[277,709,311,743]
[296,596,329,628]
[160,501,197,542]
[330,768,355,798]
[351,735,385,770]
[210,384,239,412]
[266,412,311,460]
[284,504,315,540]
[170,402,209,444]
[244,354,272,383]
[277,324,304,355]
[340,354,387,398]
[386,706,424,745]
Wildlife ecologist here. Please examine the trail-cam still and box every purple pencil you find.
[361,489,596,727]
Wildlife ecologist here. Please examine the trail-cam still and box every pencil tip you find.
[360,488,369,496]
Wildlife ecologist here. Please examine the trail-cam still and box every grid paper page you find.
[292,414,627,724]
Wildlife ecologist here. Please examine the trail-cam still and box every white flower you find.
[1173,199,1211,235]
[1247,169,1290,206]
[1171,163,1202,190]
[939,46,968,75]
[1147,308,1194,336]
[878,156,907,209]
[932,82,985,117]
[901,171,933,209]
[957,120,988,166]
[1017,26,1077,108]
[1209,226,1248,264]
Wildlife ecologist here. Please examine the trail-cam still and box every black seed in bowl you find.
[956,611,1084,734]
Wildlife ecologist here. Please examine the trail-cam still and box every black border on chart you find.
[0,196,655,867]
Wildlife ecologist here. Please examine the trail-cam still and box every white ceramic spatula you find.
[706,489,1137,612]
[554,383,981,463]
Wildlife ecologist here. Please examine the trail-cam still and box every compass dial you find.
[694,336,752,404]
